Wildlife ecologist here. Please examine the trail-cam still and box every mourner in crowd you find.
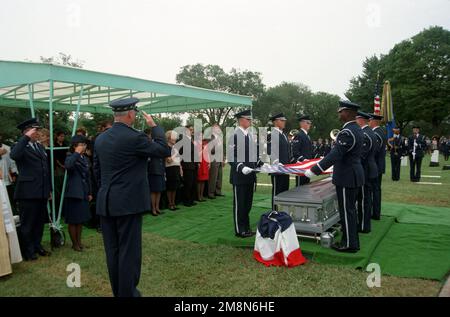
[63,135,92,252]
[179,125,198,207]
[54,131,68,210]
[196,133,210,202]
[305,101,365,253]
[267,113,291,210]
[292,114,313,186]
[369,114,386,220]
[228,109,263,238]
[0,134,18,214]
[207,123,224,199]
[408,126,427,182]
[94,97,170,297]
[443,137,450,161]
[145,129,167,216]
[10,118,52,261]
[165,130,182,211]
[355,111,378,234]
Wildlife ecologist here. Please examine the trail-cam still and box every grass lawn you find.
[0,155,449,297]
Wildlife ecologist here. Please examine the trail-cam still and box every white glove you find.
[304,169,317,179]
[241,167,253,175]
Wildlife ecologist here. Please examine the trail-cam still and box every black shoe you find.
[37,248,51,256]
[236,231,256,238]
[371,217,380,221]
[331,244,359,253]
[151,211,159,216]
[208,196,216,199]
[215,194,225,197]
[191,202,197,206]
[358,230,371,234]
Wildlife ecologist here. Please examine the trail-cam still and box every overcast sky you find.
[1,0,449,98]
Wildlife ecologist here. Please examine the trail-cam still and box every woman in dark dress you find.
[63,135,92,251]
[145,129,169,216]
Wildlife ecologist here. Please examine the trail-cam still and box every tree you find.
[346,26,450,136]
[175,64,265,128]
[253,82,341,139]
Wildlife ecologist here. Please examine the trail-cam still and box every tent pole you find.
[48,80,57,225]
[57,85,84,224]
[28,84,35,117]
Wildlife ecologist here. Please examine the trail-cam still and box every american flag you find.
[254,158,333,176]
[374,71,381,115]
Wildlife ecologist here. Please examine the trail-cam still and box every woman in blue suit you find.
[64,135,92,251]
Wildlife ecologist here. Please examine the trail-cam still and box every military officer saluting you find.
[305,101,365,253]
[355,111,378,233]
[94,97,170,297]
[292,114,313,186]
[267,113,291,209]
[228,109,263,238]
[10,118,52,261]
[368,114,386,220]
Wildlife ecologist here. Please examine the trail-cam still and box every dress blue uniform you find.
[63,140,92,225]
[228,110,263,238]
[309,101,365,252]
[356,112,378,233]
[389,132,403,181]
[292,115,313,186]
[370,114,386,220]
[93,98,170,297]
[407,127,427,182]
[267,113,291,210]
[10,118,51,261]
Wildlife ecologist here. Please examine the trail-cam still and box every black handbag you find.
[50,226,65,249]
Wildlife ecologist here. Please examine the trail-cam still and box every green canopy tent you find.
[0,60,252,237]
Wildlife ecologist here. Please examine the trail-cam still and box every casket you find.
[273,177,340,236]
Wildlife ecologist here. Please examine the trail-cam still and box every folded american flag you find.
[255,158,333,176]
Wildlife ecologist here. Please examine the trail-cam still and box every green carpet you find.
[140,193,450,281]
[370,223,450,280]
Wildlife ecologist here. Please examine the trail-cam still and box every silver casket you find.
[273,177,340,237]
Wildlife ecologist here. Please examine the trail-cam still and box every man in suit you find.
[267,113,291,210]
[10,118,52,261]
[388,128,403,181]
[355,111,378,233]
[179,125,198,207]
[292,114,313,186]
[228,109,263,238]
[369,114,386,220]
[94,98,170,297]
[407,126,427,182]
[305,101,365,253]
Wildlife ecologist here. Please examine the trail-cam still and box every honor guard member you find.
[388,128,403,181]
[407,126,427,182]
[267,113,291,210]
[355,111,378,233]
[369,114,386,220]
[292,114,313,186]
[10,118,52,261]
[228,109,263,238]
[305,101,365,253]
[94,97,170,297]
